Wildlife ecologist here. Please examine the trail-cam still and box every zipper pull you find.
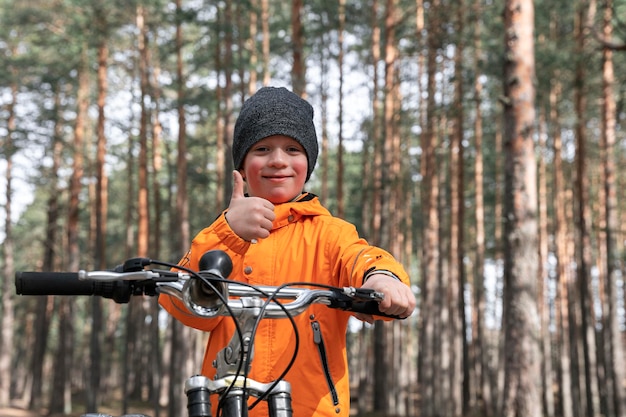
[311,321,322,344]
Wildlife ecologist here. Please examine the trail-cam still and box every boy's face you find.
[239,135,308,204]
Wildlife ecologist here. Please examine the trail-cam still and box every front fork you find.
[185,375,293,417]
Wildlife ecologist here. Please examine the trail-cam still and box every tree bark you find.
[537,109,555,417]
[336,0,345,218]
[370,0,383,246]
[0,66,17,408]
[374,0,400,412]
[29,83,63,411]
[573,1,601,415]
[291,0,305,96]
[87,34,109,413]
[418,1,442,415]
[450,2,466,415]
[169,1,191,415]
[501,1,541,416]
[50,41,89,416]
[471,0,491,413]
[261,0,270,86]
[600,1,625,414]
[551,74,575,417]
[137,4,150,259]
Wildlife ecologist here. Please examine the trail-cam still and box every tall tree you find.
[261,0,270,86]
[599,0,625,414]
[336,0,345,218]
[28,83,64,410]
[87,9,109,410]
[573,1,601,414]
[470,0,491,414]
[291,0,305,96]
[548,6,575,415]
[169,1,192,415]
[418,0,442,415]
[148,22,164,417]
[501,0,541,416]
[537,109,555,417]
[374,0,404,413]
[49,40,89,415]
[0,48,16,408]
[370,0,384,247]
[121,6,152,414]
[137,4,150,260]
[450,2,466,415]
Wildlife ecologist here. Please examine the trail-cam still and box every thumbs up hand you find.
[225,170,276,242]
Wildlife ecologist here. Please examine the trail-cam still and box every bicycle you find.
[15,249,397,417]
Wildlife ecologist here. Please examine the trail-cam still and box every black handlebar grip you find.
[15,272,134,303]
[16,272,94,296]
[346,301,404,320]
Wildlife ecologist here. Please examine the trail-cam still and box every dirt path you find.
[0,406,155,417]
[0,407,110,417]
[0,408,42,417]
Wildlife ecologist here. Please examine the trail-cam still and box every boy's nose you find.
[268,149,288,165]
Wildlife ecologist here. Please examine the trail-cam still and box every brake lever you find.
[341,287,384,301]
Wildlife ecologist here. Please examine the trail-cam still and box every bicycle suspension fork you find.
[185,375,293,417]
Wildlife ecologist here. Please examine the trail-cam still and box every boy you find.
[159,86,416,417]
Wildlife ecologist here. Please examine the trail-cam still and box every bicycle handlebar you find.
[16,250,402,417]
[15,250,396,319]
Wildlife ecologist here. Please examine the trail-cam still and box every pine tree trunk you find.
[501,1,541,416]
[470,1,491,413]
[450,3,465,415]
[28,86,62,409]
[336,0,345,218]
[370,0,383,246]
[261,0,270,86]
[551,73,575,417]
[87,35,109,413]
[149,39,164,416]
[573,2,601,415]
[50,42,89,415]
[0,75,17,408]
[247,0,259,94]
[537,110,555,417]
[600,1,625,414]
[418,1,442,415]
[137,4,150,259]
[169,1,191,415]
[290,0,305,96]
[374,0,402,413]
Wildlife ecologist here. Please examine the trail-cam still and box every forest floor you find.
[0,407,157,417]
[0,407,47,417]
[0,400,158,417]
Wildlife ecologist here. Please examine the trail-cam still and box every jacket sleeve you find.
[325,218,411,289]
[158,212,251,332]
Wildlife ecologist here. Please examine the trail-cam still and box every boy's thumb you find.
[231,170,245,200]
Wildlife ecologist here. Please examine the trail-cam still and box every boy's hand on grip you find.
[356,274,416,324]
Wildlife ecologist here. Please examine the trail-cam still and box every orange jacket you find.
[159,193,410,417]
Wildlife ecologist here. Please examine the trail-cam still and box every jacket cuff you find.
[362,268,401,284]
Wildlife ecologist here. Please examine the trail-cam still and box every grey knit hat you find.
[232,86,318,181]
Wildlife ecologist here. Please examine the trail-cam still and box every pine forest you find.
[1,0,626,416]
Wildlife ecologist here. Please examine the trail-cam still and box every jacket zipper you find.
[311,320,339,406]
